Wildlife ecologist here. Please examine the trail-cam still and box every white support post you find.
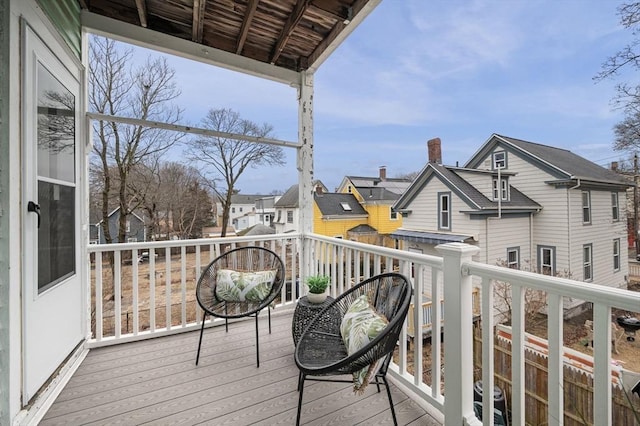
[436,243,480,426]
[297,71,313,282]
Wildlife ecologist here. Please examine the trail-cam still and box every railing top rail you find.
[87,233,302,253]
[306,232,443,268]
[465,260,640,312]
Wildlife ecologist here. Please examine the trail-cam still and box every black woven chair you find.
[195,246,285,367]
[294,272,412,426]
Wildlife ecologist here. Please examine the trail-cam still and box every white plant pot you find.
[307,292,327,304]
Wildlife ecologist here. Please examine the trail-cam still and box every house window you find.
[492,151,506,169]
[492,178,509,201]
[613,239,620,272]
[507,247,520,269]
[127,237,137,243]
[287,210,293,223]
[348,185,352,193]
[340,202,352,211]
[126,220,131,233]
[583,244,593,282]
[438,192,451,230]
[581,191,591,224]
[239,207,243,212]
[232,207,236,213]
[277,210,282,222]
[390,207,397,220]
[611,192,619,221]
[538,245,555,276]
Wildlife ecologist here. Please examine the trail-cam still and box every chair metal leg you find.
[255,314,260,368]
[268,306,272,334]
[382,375,398,426]
[296,373,306,426]
[195,312,207,365]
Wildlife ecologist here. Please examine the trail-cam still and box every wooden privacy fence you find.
[473,326,640,425]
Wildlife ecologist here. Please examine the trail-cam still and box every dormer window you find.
[340,202,352,211]
[492,151,506,169]
[492,178,509,201]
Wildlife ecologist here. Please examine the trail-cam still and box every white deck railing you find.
[87,234,640,425]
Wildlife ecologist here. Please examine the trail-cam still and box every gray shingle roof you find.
[275,185,298,208]
[346,176,412,195]
[477,134,630,186]
[314,193,368,216]
[230,194,265,204]
[355,186,401,202]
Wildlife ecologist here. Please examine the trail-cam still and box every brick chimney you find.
[379,166,387,180]
[428,137,442,164]
[611,161,619,172]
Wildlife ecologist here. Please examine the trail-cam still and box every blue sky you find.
[129,0,637,194]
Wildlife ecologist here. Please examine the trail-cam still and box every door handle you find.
[27,201,41,228]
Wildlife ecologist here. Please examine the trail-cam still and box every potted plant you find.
[305,275,330,304]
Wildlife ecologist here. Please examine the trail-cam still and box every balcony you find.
[42,233,640,425]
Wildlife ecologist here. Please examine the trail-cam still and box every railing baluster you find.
[547,292,563,426]
[165,247,171,330]
[181,246,186,327]
[481,277,494,426]
[511,283,525,426]
[114,250,122,339]
[431,266,442,396]
[132,249,139,336]
[95,251,103,341]
[149,248,156,332]
[593,302,612,426]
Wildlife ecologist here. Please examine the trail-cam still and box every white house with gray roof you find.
[393,134,631,314]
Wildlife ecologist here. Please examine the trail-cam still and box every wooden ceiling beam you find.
[269,0,312,64]
[134,0,148,28]
[192,0,206,42]
[310,0,352,22]
[236,0,259,54]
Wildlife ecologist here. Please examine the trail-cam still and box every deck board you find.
[41,311,441,425]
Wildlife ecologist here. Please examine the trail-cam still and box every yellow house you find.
[335,166,412,246]
[313,191,369,238]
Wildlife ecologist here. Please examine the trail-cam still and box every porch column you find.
[0,0,10,422]
[297,70,313,236]
[436,243,480,426]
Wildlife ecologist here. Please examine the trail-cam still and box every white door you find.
[22,25,84,403]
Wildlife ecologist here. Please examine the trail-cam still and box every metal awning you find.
[390,229,473,245]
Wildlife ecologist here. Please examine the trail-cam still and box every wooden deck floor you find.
[40,311,440,425]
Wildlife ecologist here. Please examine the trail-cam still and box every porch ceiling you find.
[78,0,381,84]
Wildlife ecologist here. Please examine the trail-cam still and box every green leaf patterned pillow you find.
[215,269,277,303]
[340,294,388,393]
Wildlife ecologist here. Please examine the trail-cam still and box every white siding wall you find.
[568,189,628,289]
[402,177,481,238]
[483,215,533,268]
[478,147,628,293]
[482,150,571,272]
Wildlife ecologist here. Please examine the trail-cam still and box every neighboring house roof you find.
[314,193,368,217]
[236,224,275,236]
[394,163,542,215]
[348,224,377,233]
[95,206,146,225]
[202,226,237,237]
[466,134,631,188]
[274,180,328,208]
[390,229,474,245]
[342,176,412,195]
[275,185,299,208]
[354,186,402,202]
[230,194,265,204]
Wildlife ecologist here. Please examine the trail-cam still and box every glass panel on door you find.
[36,62,76,293]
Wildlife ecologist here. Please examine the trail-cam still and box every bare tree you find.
[89,36,184,245]
[595,2,640,151]
[186,108,285,236]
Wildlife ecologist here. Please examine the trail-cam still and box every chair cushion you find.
[340,294,388,393]
[215,269,277,303]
